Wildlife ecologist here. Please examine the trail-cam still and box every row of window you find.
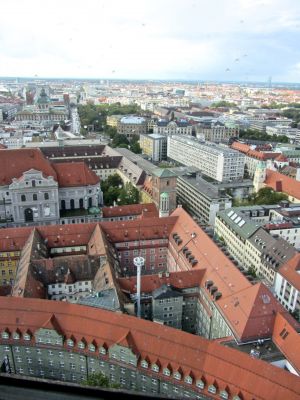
[21,193,49,201]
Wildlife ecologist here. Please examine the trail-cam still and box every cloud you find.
[1,0,300,81]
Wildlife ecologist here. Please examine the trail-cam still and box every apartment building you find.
[215,208,297,284]
[231,141,280,178]
[168,136,245,182]
[196,121,239,142]
[176,174,232,226]
[139,133,167,162]
[274,253,300,314]
[153,119,193,136]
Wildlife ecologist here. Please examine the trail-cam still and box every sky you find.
[1,0,300,82]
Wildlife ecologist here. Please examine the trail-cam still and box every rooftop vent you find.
[210,286,218,295]
[214,292,222,300]
[205,280,213,289]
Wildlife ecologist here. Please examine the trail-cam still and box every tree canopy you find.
[83,372,119,389]
[101,174,139,206]
[239,129,289,143]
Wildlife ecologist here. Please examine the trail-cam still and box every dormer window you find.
[141,360,148,369]
[67,339,74,347]
[208,384,217,394]
[184,375,193,384]
[220,390,229,399]
[89,344,96,352]
[163,368,170,376]
[151,364,159,372]
[1,331,9,339]
[13,332,20,340]
[173,371,181,380]
[23,333,31,341]
[78,341,85,349]
[196,380,205,389]
[99,346,106,355]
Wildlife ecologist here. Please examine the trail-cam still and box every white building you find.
[274,254,300,313]
[167,136,245,182]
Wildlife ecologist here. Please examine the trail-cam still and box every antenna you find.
[134,256,144,318]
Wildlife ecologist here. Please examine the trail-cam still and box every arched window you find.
[21,194,26,202]
[44,193,49,200]
[33,194,37,201]
[32,180,36,187]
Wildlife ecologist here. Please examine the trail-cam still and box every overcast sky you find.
[1,0,300,82]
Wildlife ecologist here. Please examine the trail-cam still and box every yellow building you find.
[106,115,122,127]
[0,251,20,286]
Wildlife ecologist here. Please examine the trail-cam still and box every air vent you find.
[205,280,213,289]
[210,286,218,295]
[214,292,222,300]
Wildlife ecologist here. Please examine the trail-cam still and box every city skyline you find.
[1,0,300,83]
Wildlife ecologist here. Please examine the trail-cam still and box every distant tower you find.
[268,76,272,90]
[133,257,144,318]
[253,161,266,193]
[159,192,170,217]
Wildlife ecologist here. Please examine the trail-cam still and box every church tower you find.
[253,161,266,193]
[159,192,170,217]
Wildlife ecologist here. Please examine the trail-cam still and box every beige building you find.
[140,133,167,162]
[117,116,147,139]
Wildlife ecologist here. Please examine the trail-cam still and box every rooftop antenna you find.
[134,256,144,318]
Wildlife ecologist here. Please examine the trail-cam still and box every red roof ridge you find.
[42,314,64,335]
[116,330,139,356]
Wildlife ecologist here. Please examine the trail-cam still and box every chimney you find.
[275,180,282,192]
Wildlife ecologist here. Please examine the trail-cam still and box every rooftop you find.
[1,296,300,400]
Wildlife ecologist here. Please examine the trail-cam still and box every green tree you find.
[111,134,129,148]
[211,101,237,108]
[83,372,119,389]
[118,182,139,205]
[251,187,288,205]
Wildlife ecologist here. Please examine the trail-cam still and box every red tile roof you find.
[52,162,100,187]
[0,148,57,185]
[272,312,300,375]
[1,297,300,400]
[118,270,205,293]
[231,142,281,161]
[102,203,158,218]
[101,216,177,243]
[265,169,300,200]
[169,207,299,341]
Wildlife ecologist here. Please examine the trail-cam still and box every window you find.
[185,376,192,384]
[152,364,159,372]
[196,380,205,389]
[99,347,106,355]
[33,194,37,201]
[163,368,170,376]
[174,372,181,380]
[44,193,49,200]
[2,331,9,339]
[220,390,229,399]
[89,344,96,353]
[67,339,74,347]
[21,195,26,202]
[13,332,20,340]
[141,360,148,368]
[78,341,85,349]
[208,385,217,394]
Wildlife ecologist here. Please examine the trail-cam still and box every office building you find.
[139,133,167,162]
[167,136,245,182]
